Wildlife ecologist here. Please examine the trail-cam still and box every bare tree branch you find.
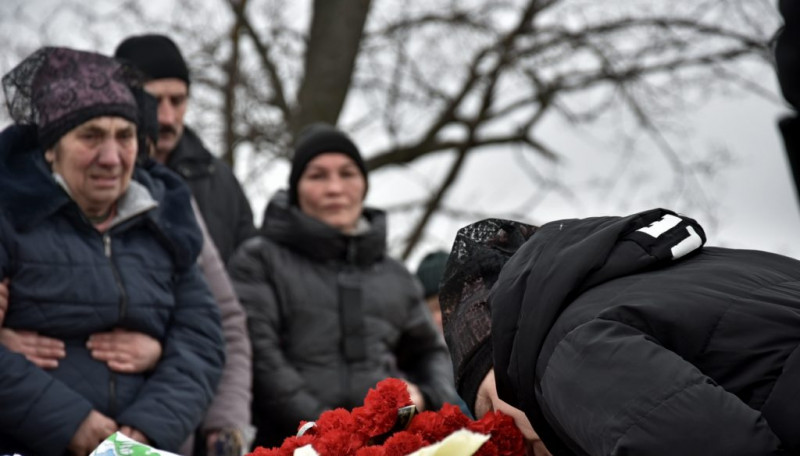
[228,0,293,120]
[221,0,247,166]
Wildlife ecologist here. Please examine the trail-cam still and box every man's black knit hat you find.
[114,34,190,85]
[289,123,368,205]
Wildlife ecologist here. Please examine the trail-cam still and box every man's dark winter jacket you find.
[228,191,459,448]
[0,125,225,454]
[490,209,800,455]
[166,127,255,263]
[777,0,800,204]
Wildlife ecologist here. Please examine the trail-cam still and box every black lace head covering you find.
[440,218,537,412]
[2,46,141,149]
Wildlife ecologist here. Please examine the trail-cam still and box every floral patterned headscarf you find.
[2,46,141,148]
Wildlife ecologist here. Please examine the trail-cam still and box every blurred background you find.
[1,0,794,266]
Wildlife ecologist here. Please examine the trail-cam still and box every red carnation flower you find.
[404,410,444,444]
[250,434,314,456]
[248,447,283,456]
[467,411,525,456]
[437,403,472,428]
[355,447,385,456]
[406,403,470,444]
[352,378,412,439]
[382,432,425,456]
[246,378,527,456]
[315,429,360,455]
[473,439,499,456]
[488,420,525,454]
[315,408,357,434]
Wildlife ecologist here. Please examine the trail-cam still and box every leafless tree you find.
[0,0,782,260]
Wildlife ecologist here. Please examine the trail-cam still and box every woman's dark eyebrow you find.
[76,124,106,134]
[117,125,136,135]
[77,124,135,135]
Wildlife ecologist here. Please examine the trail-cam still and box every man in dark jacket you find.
[0,47,224,455]
[114,34,256,263]
[776,0,800,203]
[135,91,253,456]
[441,209,800,456]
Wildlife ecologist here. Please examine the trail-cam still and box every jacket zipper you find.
[340,239,358,405]
[103,232,128,416]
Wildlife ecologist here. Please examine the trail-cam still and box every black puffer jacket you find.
[228,191,458,448]
[489,209,800,455]
[167,127,256,263]
[777,0,800,204]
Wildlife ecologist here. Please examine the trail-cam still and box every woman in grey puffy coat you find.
[228,123,459,449]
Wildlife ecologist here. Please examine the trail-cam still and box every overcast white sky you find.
[531,75,800,257]
[691,83,800,257]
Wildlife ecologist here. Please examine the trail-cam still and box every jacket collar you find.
[0,125,73,230]
[51,172,158,230]
[166,126,216,179]
[109,180,159,229]
[133,160,204,270]
[261,190,387,266]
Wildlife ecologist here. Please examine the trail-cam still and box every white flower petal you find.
[293,444,320,456]
[407,429,490,456]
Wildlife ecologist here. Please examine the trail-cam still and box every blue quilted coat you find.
[0,125,225,455]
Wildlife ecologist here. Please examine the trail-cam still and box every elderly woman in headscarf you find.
[0,47,224,456]
[228,123,459,449]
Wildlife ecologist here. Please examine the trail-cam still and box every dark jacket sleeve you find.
[777,0,800,205]
[193,199,252,434]
[396,280,459,411]
[206,164,256,264]
[232,177,257,257]
[0,349,94,454]
[539,317,782,456]
[0,216,93,454]
[777,0,800,110]
[228,240,326,435]
[116,264,225,451]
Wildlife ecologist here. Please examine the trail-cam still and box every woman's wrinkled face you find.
[46,116,137,217]
[297,152,366,233]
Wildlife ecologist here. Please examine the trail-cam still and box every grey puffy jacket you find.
[228,191,458,448]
